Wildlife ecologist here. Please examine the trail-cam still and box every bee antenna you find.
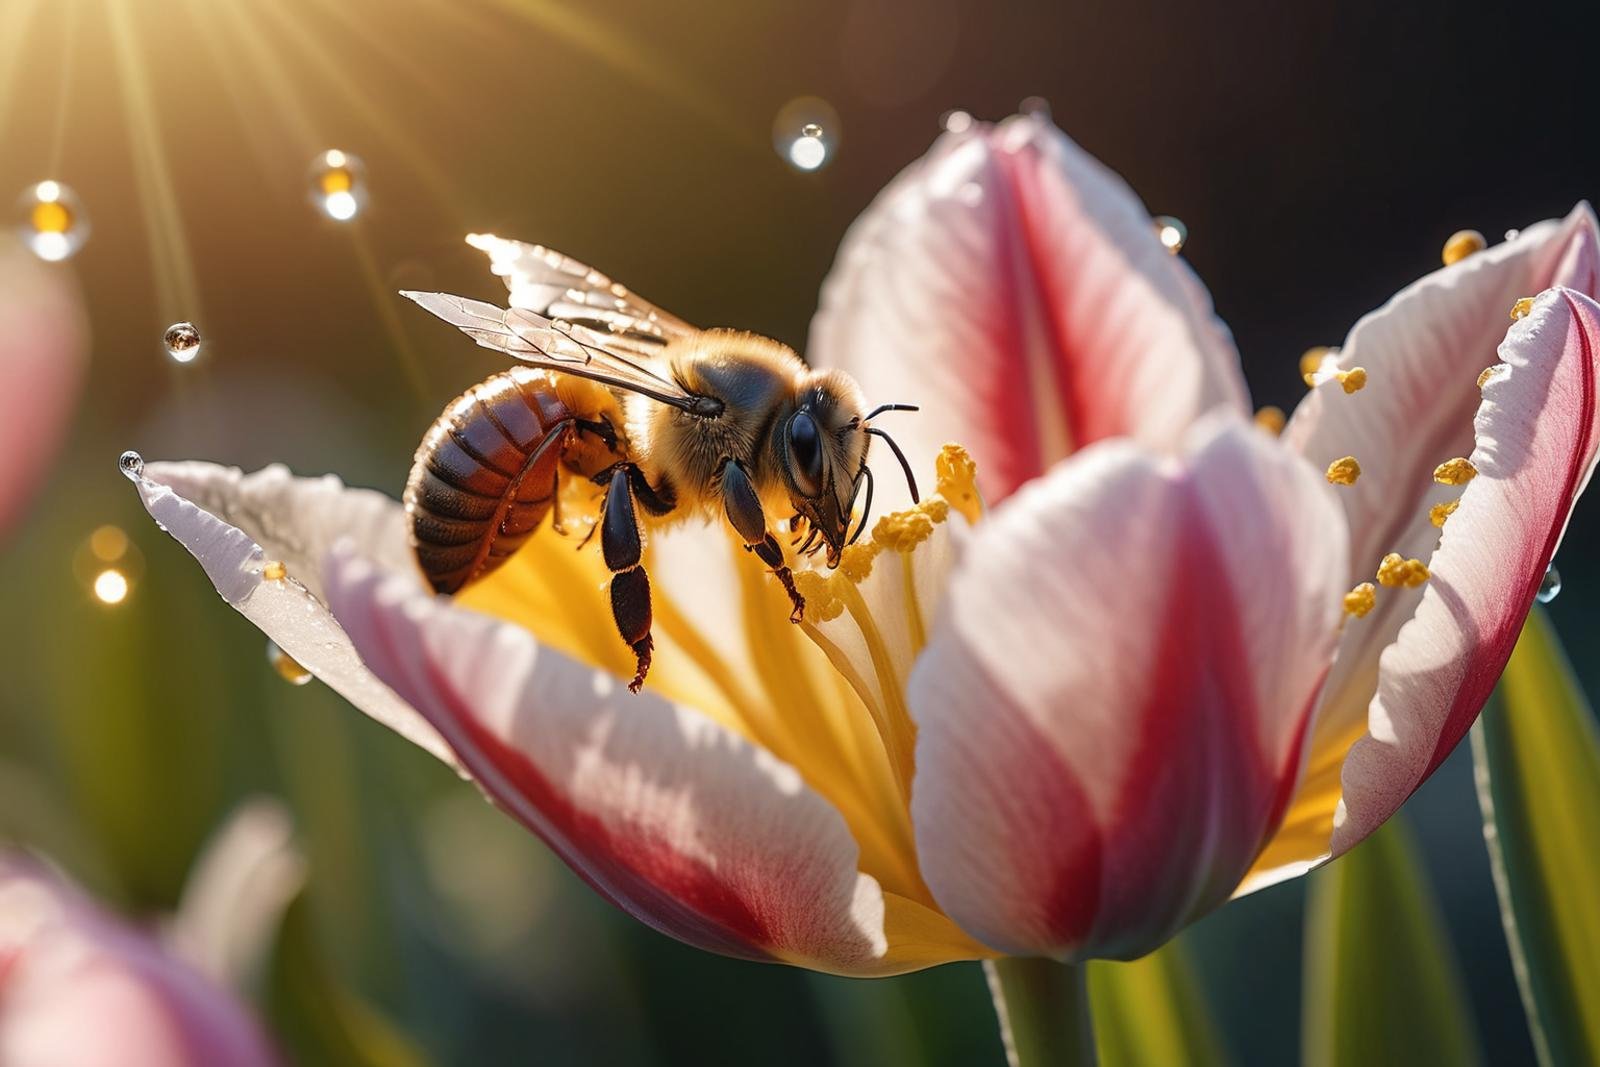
[865,427,919,503]
[849,462,875,545]
[863,402,920,422]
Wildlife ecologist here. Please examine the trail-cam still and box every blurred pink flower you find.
[0,241,87,536]
[0,853,278,1067]
[128,112,1600,971]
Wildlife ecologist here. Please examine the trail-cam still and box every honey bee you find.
[400,235,919,691]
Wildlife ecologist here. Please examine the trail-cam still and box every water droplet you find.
[310,150,366,221]
[92,568,130,605]
[163,321,201,363]
[788,134,828,171]
[1537,564,1561,604]
[940,109,974,133]
[1504,228,1521,242]
[772,96,840,172]
[801,123,823,139]
[1019,96,1051,118]
[118,450,145,480]
[266,641,313,685]
[1154,215,1187,254]
[16,180,89,261]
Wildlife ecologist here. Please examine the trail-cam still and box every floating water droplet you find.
[266,641,313,685]
[1154,215,1187,254]
[163,321,201,363]
[1537,564,1561,604]
[773,96,839,172]
[940,109,974,133]
[788,134,828,171]
[310,150,366,221]
[88,525,128,562]
[118,450,145,480]
[1019,96,1051,118]
[92,568,130,605]
[16,180,89,261]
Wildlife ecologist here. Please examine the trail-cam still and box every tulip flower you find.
[0,853,278,1067]
[127,111,1599,1061]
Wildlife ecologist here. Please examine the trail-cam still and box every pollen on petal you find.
[1429,499,1459,527]
[1254,406,1286,436]
[1478,364,1507,389]
[1442,229,1486,266]
[1335,366,1368,394]
[793,570,843,622]
[1376,552,1430,588]
[1433,457,1478,485]
[934,444,982,523]
[261,560,288,581]
[839,542,880,582]
[1301,346,1333,387]
[1343,582,1377,617]
[1511,297,1535,320]
[1325,456,1362,485]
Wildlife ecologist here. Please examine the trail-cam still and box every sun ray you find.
[349,227,432,405]
[45,0,81,176]
[0,0,44,151]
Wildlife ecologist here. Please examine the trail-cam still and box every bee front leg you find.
[600,465,653,692]
[720,459,805,623]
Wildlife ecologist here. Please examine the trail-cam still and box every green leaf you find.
[1473,607,1600,1067]
[1302,814,1482,1067]
[1088,939,1229,1066]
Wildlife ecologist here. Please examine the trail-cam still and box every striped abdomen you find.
[404,367,583,594]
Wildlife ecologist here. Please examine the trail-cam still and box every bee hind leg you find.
[720,459,805,623]
[599,465,654,691]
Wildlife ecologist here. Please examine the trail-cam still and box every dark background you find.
[2,0,1596,1062]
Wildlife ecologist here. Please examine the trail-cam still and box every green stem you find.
[985,957,1098,1067]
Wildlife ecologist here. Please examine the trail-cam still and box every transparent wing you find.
[465,232,698,352]
[399,290,706,412]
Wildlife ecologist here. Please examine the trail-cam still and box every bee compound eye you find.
[788,411,823,497]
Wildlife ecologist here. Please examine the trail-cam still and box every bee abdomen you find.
[404,368,574,594]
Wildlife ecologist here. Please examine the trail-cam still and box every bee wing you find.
[400,290,706,412]
[465,232,698,350]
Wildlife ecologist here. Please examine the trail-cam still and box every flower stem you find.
[985,957,1098,1067]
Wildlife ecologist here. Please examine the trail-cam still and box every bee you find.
[400,234,919,692]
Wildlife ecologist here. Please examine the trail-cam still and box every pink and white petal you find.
[1333,288,1600,852]
[323,548,895,975]
[0,242,87,536]
[808,112,1248,510]
[130,461,456,767]
[909,418,1347,959]
[0,855,277,1067]
[1247,207,1600,887]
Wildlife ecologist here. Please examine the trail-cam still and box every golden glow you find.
[88,524,128,562]
[1325,456,1362,485]
[1342,582,1376,618]
[1376,552,1430,588]
[1153,215,1187,254]
[1433,457,1478,485]
[1254,405,1286,436]
[1441,228,1486,265]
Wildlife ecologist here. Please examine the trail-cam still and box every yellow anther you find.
[1376,552,1431,588]
[1254,406,1286,436]
[1325,456,1362,485]
[261,560,288,581]
[934,443,982,523]
[793,570,843,622]
[920,498,951,524]
[1511,297,1535,320]
[872,506,938,553]
[839,542,880,583]
[1336,366,1368,394]
[1442,229,1486,266]
[1429,499,1459,527]
[1301,347,1332,386]
[1343,582,1377,618]
[1433,457,1478,485]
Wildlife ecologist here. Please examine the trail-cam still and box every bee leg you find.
[600,465,652,691]
[720,459,805,623]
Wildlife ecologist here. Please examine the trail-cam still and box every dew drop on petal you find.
[16,180,89,261]
[773,96,839,172]
[310,150,366,221]
[940,108,974,133]
[1537,564,1562,604]
[118,450,145,480]
[163,321,201,363]
[266,640,313,685]
[1504,228,1521,242]
[1154,215,1187,254]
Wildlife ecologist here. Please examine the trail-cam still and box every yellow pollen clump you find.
[1300,347,1331,386]
[872,507,938,553]
[261,560,288,581]
[1430,499,1459,527]
[1254,406,1286,435]
[1325,456,1362,485]
[1511,297,1535,320]
[1477,365,1497,389]
[1442,229,1486,266]
[935,444,982,523]
[839,542,880,583]
[792,570,842,622]
[1433,457,1478,485]
[1336,366,1368,394]
[1376,552,1431,588]
[1343,582,1377,617]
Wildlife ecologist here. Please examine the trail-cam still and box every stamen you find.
[1376,552,1430,588]
[1343,582,1377,617]
[839,542,880,583]
[1429,500,1459,527]
[1511,297,1534,320]
[1335,367,1368,394]
[872,500,948,553]
[1433,457,1478,485]
[935,444,982,523]
[1325,456,1362,485]
[793,570,843,622]
[1254,406,1286,436]
[1301,347,1333,387]
[1442,229,1486,265]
